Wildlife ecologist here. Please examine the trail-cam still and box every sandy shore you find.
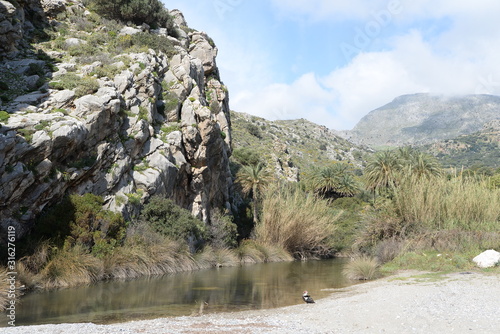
[3,271,499,334]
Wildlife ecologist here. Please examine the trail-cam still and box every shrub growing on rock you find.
[139,196,206,246]
[88,0,172,29]
[49,73,99,97]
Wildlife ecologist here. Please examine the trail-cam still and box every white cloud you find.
[233,27,500,130]
[168,1,500,130]
[271,0,391,21]
[232,73,339,127]
[231,1,500,130]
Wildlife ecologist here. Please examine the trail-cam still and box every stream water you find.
[11,258,353,326]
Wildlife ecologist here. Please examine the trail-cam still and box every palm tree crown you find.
[364,150,401,192]
[307,163,359,199]
[236,163,273,223]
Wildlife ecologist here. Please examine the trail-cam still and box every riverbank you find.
[4,270,499,333]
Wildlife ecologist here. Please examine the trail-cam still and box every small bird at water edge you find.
[302,290,315,303]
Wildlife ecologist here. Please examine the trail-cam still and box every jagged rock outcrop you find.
[0,3,232,239]
[0,0,25,55]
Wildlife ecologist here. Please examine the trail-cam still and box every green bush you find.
[90,64,121,79]
[132,32,176,56]
[26,63,45,77]
[245,123,262,138]
[0,111,10,122]
[21,194,126,258]
[139,196,206,244]
[17,128,35,143]
[207,209,238,248]
[49,73,99,97]
[161,124,181,135]
[232,147,261,166]
[89,0,172,29]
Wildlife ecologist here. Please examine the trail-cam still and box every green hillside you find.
[230,111,372,180]
[423,120,500,171]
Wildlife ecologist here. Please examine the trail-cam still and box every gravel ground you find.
[3,271,499,334]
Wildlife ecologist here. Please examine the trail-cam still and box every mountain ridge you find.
[340,93,500,148]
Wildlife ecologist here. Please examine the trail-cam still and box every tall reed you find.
[393,174,500,232]
[256,184,339,259]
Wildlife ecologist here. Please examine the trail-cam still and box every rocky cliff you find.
[342,94,500,148]
[0,1,232,239]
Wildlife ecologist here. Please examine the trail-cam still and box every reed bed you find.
[195,246,240,268]
[393,174,500,232]
[35,245,104,289]
[237,240,293,264]
[12,238,293,292]
[256,185,339,259]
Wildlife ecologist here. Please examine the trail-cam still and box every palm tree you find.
[406,151,442,179]
[307,163,359,199]
[364,150,401,193]
[236,163,273,224]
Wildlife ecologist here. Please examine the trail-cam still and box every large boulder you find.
[189,32,218,75]
[41,0,67,17]
[472,250,500,268]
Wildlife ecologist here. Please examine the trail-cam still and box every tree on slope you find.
[236,163,273,224]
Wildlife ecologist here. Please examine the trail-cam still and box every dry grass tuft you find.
[37,245,104,289]
[343,255,380,280]
[195,246,240,268]
[0,268,9,312]
[375,239,405,263]
[237,240,293,264]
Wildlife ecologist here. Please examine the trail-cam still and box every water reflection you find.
[12,259,350,326]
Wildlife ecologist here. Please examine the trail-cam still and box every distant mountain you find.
[341,94,500,148]
[422,120,500,169]
[231,112,372,181]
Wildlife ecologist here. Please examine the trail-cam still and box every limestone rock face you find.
[41,0,67,17]
[0,6,233,238]
[189,32,218,75]
[0,0,25,54]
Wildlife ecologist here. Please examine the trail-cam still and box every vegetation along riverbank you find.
[1,0,499,317]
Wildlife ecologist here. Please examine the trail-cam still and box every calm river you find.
[11,258,352,326]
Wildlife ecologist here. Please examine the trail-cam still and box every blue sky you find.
[164,0,500,130]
